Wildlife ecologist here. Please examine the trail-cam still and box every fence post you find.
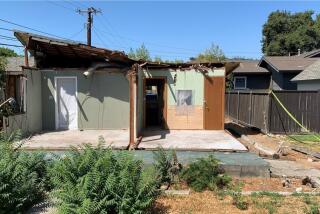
[237,91,240,122]
[249,91,252,125]
[228,91,230,116]
[266,91,272,134]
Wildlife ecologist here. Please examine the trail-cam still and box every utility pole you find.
[77,7,101,46]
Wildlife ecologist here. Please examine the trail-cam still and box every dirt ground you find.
[225,120,320,170]
[154,191,320,214]
[237,177,317,192]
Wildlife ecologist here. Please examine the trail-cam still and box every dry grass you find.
[152,191,320,214]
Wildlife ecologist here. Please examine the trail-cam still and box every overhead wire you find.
[0,43,23,47]
[0,18,68,40]
[47,1,75,12]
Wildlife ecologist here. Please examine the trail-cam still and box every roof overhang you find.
[14,30,136,65]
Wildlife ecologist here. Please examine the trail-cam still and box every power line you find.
[0,43,23,47]
[0,27,14,32]
[0,18,68,40]
[47,1,75,12]
[92,27,108,47]
[0,34,17,40]
[69,25,86,39]
[95,15,127,48]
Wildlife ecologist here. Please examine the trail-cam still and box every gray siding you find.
[41,70,129,130]
[297,79,320,90]
[265,63,298,90]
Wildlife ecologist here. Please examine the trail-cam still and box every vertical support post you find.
[24,47,29,67]
[227,91,230,116]
[237,91,240,122]
[129,73,135,147]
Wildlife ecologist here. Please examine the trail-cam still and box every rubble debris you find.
[282,176,291,188]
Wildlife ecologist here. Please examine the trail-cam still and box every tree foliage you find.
[262,10,320,56]
[192,43,226,62]
[128,44,151,61]
[50,140,158,214]
[0,47,18,57]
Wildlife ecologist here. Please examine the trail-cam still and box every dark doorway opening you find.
[144,78,166,129]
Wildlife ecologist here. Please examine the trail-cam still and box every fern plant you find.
[0,141,49,214]
[153,147,181,188]
[181,155,231,192]
[50,143,159,214]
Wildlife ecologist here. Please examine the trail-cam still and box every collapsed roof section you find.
[14,30,237,73]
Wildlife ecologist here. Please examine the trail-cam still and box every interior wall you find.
[139,68,225,130]
[41,69,129,130]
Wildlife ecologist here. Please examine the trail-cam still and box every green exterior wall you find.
[41,70,129,130]
[136,68,225,133]
[4,70,43,135]
[144,68,225,105]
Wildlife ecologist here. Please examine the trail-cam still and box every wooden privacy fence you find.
[225,90,320,134]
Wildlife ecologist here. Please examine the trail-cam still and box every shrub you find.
[229,183,248,210]
[153,147,181,188]
[50,143,158,214]
[0,141,49,214]
[181,155,231,192]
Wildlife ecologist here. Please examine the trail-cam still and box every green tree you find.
[153,56,163,63]
[262,10,320,56]
[127,44,151,61]
[193,43,226,62]
[0,47,18,57]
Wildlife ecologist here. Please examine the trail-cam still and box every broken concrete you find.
[267,159,320,178]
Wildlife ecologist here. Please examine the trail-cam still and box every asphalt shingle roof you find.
[232,60,269,74]
[263,56,317,71]
[292,60,320,81]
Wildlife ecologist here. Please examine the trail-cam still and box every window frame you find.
[233,76,247,90]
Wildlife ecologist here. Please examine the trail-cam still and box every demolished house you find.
[7,30,237,147]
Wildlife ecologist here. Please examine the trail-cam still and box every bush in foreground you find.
[50,143,158,214]
[181,155,231,192]
[153,147,181,188]
[0,141,49,214]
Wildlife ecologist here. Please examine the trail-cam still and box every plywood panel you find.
[204,77,225,130]
[166,105,203,129]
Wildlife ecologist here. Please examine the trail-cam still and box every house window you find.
[233,76,247,89]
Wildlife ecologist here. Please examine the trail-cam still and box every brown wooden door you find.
[204,76,225,130]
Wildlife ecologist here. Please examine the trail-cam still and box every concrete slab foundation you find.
[22,129,247,152]
[133,151,270,178]
[22,130,129,150]
[138,130,247,152]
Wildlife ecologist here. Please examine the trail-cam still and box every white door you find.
[56,77,77,130]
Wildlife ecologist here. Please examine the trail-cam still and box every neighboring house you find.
[9,30,230,146]
[259,55,317,90]
[291,60,320,90]
[231,50,320,90]
[231,60,270,90]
